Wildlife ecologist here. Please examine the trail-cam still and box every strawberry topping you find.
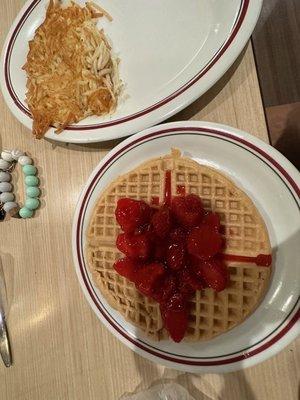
[115,198,151,233]
[178,267,205,296]
[166,242,185,271]
[187,225,223,260]
[151,207,171,238]
[134,262,165,297]
[161,293,189,343]
[193,258,228,292]
[114,189,228,342]
[116,232,151,260]
[113,258,137,281]
[169,227,187,244]
[171,194,204,227]
[202,211,221,231]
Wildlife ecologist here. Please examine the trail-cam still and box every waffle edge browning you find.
[86,149,272,341]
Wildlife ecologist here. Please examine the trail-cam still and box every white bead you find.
[18,156,32,166]
[3,202,18,213]
[1,150,14,162]
[0,192,14,203]
[0,159,10,171]
[0,182,12,192]
[11,149,24,161]
[0,172,11,182]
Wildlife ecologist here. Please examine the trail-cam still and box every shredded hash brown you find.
[23,0,121,138]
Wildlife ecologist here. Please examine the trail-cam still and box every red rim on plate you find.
[74,126,300,368]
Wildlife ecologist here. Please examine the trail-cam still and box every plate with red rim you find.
[0,0,262,143]
[72,121,300,373]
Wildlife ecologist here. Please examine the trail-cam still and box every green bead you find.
[26,186,40,198]
[25,175,39,186]
[19,207,33,219]
[23,165,37,176]
[25,198,40,210]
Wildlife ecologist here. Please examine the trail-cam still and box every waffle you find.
[86,149,272,341]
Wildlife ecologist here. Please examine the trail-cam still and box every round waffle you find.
[86,150,272,341]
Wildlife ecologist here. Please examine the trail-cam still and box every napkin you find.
[120,383,195,400]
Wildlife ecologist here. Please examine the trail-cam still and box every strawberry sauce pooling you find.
[113,171,271,342]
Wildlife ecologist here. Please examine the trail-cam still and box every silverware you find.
[0,256,12,367]
[0,312,11,367]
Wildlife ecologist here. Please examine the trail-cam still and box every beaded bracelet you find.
[0,149,41,220]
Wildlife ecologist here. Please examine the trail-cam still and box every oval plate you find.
[1,0,262,143]
[72,121,300,372]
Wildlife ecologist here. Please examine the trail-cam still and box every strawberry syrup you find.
[221,254,272,267]
[164,170,172,206]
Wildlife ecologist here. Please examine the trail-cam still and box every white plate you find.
[1,0,262,143]
[72,121,300,373]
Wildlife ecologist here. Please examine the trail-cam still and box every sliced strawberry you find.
[135,262,165,296]
[115,198,151,233]
[219,225,226,235]
[152,273,177,303]
[151,207,171,238]
[164,291,186,310]
[202,212,221,231]
[169,227,187,244]
[113,258,137,281]
[193,259,228,292]
[171,194,204,228]
[177,267,204,297]
[153,240,167,262]
[161,292,189,342]
[162,308,188,342]
[187,225,223,260]
[166,242,185,271]
[116,232,151,261]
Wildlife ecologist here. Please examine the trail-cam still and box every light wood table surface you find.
[0,2,299,399]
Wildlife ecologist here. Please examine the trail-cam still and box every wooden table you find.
[0,2,299,399]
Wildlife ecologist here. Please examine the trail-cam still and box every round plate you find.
[1,0,262,143]
[72,121,300,373]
